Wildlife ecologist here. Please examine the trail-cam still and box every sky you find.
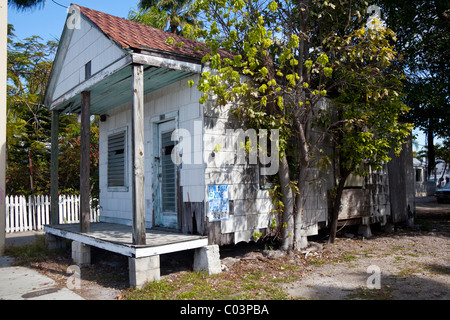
[6,0,441,151]
[8,0,137,43]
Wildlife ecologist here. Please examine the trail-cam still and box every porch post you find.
[50,111,60,225]
[80,91,91,233]
[0,0,7,256]
[131,64,146,245]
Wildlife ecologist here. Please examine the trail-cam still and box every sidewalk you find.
[0,231,84,300]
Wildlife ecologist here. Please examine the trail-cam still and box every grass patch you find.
[396,265,421,277]
[307,258,326,267]
[341,253,358,262]
[360,250,374,257]
[423,264,450,275]
[122,269,290,300]
[4,235,62,265]
[123,272,235,300]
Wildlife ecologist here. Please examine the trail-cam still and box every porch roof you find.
[56,64,197,115]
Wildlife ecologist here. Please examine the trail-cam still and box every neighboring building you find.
[413,159,436,197]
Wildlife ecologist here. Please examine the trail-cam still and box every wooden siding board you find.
[51,15,126,104]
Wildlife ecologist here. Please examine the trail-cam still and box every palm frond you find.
[8,0,46,11]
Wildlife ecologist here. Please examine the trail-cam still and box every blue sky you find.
[8,0,137,42]
[6,0,439,151]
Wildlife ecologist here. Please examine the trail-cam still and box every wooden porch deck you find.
[44,222,208,258]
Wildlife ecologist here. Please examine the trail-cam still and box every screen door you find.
[155,120,178,228]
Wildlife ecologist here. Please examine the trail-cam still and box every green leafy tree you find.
[188,0,411,249]
[6,26,56,195]
[6,26,100,203]
[374,0,450,176]
[57,115,100,207]
[325,20,412,242]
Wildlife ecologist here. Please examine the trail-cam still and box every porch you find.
[44,222,220,288]
[42,5,224,288]
[44,222,208,258]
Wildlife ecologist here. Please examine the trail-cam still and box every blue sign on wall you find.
[208,185,229,221]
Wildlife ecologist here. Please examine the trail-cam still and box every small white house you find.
[413,158,435,197]
[43,4,278,287]
[43,4,415,287]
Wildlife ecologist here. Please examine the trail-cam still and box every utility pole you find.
[0,0,8,256]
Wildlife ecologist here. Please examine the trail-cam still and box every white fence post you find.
[44,195,50,226]
[6,196,10,233]
[4,194,100,233]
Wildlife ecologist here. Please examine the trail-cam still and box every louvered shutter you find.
[108,131,126,187]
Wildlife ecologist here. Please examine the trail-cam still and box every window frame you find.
[107,127,129,192]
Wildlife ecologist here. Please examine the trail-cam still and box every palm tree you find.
[132,0,201,35]
[7,0,45,10]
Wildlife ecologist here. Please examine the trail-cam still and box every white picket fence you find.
[5,195,100,233]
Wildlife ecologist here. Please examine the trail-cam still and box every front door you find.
[155,120,178,229]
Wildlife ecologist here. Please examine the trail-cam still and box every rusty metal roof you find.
[74,4,230,62]
[47,4,229,114]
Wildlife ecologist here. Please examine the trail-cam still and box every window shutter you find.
[108,131,126,187]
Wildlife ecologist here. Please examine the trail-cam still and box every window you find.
[85,61,92,80]
[415,169,423,182]
[108,130,126,189]
[344,173,364,188]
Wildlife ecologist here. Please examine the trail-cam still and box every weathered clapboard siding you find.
[388,137,415,224]
[99,75,204,228]
[51,16,126,102]
[202,98,274,245]
[338,165,391,223]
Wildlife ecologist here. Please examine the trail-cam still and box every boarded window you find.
[108,131,126,188]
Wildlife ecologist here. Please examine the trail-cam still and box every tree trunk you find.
[294,187,306,249]
[328,170,350,244]
[294,169,308,250]
[279,155,294,251]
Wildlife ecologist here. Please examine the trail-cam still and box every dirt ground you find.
[283,197,450,300]
[28,196,449,300]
